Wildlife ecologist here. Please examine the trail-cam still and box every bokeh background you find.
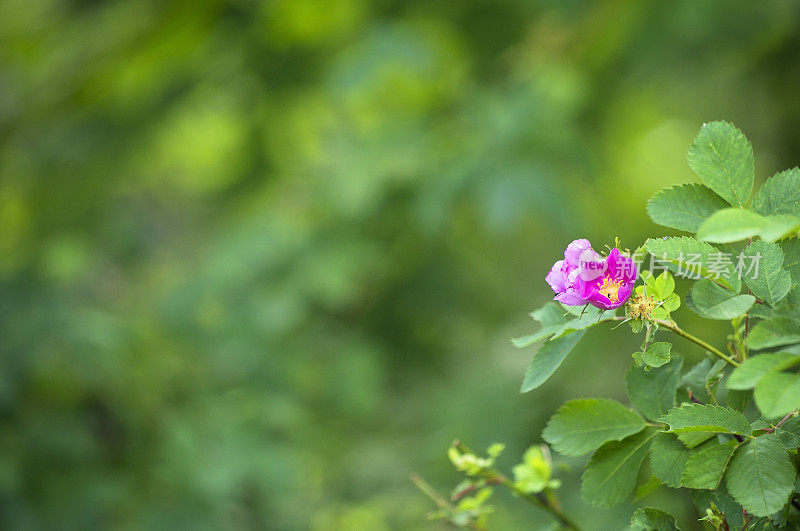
[2,0,800,529]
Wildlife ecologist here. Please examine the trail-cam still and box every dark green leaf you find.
[646,183,728,233]
[520,331,586,392]
[626,356,683,421]
[659,403,752,436]
[725,434,796,517]
[742,240,792,307]
[687,121,753,207]
[747,318,800,350]
[630,507,680,531]
[686,278,755,320]
[752,168,800,217]
[680,441,738,489]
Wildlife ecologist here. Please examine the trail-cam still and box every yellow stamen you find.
[598,276,624,303]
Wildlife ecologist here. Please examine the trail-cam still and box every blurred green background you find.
[2,0,800,529]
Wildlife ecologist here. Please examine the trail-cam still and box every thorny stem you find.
[453,441,581,531]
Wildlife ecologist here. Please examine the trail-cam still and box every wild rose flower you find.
[546,241,637,310]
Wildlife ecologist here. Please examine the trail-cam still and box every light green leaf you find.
[742,240,792,307]
[728,352,800,390]
[780,238,800,284]
[653,271,675,299]
[542,398,645,457]
[754,371,800,419]
[658,403,752,436]
[520,331,586,392]
[626,356,683,422]
[649,432,700,488]
[646,182,729,233]
[680,441,738,490]
[550,309,617,340]
[641,342,671,368]
[696,208,800,243]
[752,168,800,217]
[581,428,656,508]
[644,237,740,291]
[630,507,680,531]
[686,278,755,320]
[747,318,800,350]
[687,121,753,207]
[725,434,796,517]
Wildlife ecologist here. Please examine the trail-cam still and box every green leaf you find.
[638,342,671,368]
[630,507,680,531]
[725,434,796,517]
[754,371,800,419]
[658,403,752,436]
[512,302,571,347]
[780,238,800,284]
[626,356,683,421]
[542,398,646,457]
[644,237,740,291]
[773,416,800,449]
[649,432,699,488]
[747,318,800,350]
[687,121,753,207]
[742,240,792,307]
[728,352,800,390]
[581,428,656,508]
[646,183,729,233]
[752,168,800,217]
[520,331,586,392]
[680,441,738,489]
[686,278,755,320]
[550,309,617,340]
[696,208,800,243]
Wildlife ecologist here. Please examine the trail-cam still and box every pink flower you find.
[546,241,637,310]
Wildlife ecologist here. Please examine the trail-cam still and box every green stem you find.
[656,320,740,368]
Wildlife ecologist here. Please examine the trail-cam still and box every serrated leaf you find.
[752,168,800,217]
[754,372,800,419]
[681,441,738,489]
[780,238,800,284]
[640,342,671,368]
[581,428,656,508]
[645,237,740,291]
[653,271,676,299]
[520,331,585,392]
[686,278,755,320]
[678,358,713,403]
[725,434,796,517]
[696,208,800,243]
[542,398,645,457]
[773,416,800,449]
[687,121,754,207]
[630,507,680,531]
[728,352,800,390]
[647,182,729,233]
[742,240,792,307]
[626,356,683,422]
[659,404,752,436]
[747,318,800,350]
[649,432,699,488]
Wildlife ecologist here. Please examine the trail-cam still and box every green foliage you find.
[512,446,561,493]
[680,441,738,490]
[626,356,682,421]
[752,168,800,217]
[658,404,752,436]
[686,278,755,320]
[511,302,572,347]
[754,372,800,418]
[640,342,672,368]
[542,398,645,457]
[780,238,800,283]
[742,240,792,306]
[648,432,699,488]
[728,352,800,390]
[644,237,741,291]
[630,507,680,530]
[635,270,681,321]
[646,183,728,233]
[687,121,754,207]
[581,428,657,508]
[520,331,586,392]
[696,208,800,243]
[747,317,800,350]
[725,435,796,517]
